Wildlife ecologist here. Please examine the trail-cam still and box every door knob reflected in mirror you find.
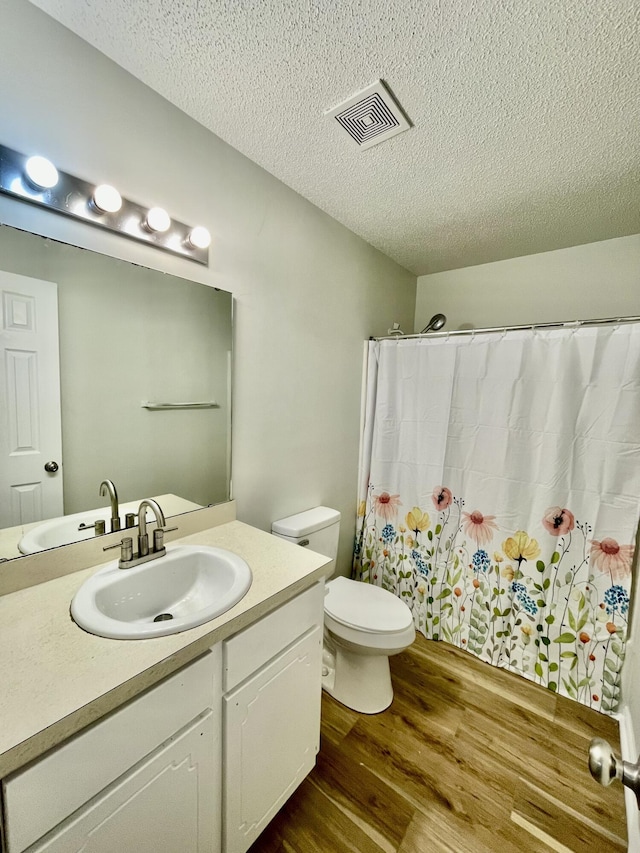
[44,461,59,473]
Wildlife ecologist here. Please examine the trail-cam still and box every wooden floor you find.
[249,634,627,853]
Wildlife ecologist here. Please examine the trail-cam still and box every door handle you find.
[589,737,640,809]
[44,461,59,473]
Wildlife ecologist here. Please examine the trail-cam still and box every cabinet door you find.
[28,711,218,853]
[223,626,322,853]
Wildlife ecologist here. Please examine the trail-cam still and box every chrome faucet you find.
[103,498,177,569]
[137,498,166,557]
[99,479,121,533]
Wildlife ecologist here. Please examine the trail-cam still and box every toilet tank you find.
[271,506,341,561]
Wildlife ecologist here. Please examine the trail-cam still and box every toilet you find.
[271,506,415,714]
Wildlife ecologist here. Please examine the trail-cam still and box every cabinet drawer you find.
[222,581,324,692]
[3,649,221,853]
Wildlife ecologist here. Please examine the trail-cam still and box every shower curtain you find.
[353,325,640,714]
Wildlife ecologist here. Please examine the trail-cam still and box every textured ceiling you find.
[29,0,640,275]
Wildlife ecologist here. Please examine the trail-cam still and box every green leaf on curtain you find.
[611,641,623,657]
[541,636,551,646]
[502,607,512,617]
[436,588,452,600]
[535,662,543,677]
[548,681,558,692]
[564,571,573,585]
[549,662,559,672]
[493,607,502,617]
[538,652,548,662]
[536,560,545,572]
[576,613,588,631]
[561,650,577,658]
[545,615,555,624]
[542,578,551,590]
[428,530,433,541]
[435,524,442,535]
[550,551,560,564]
[568,610,577,631]
[537,599,545,607]
[603,671,617,686]
[554,632,576,644]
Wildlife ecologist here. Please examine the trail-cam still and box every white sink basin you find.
[18,501,157,555]
[71,545,252,639]
[19,507,115,554]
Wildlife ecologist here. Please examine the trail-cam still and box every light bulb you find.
[187,226,211,250]
[93,184,122,213]
[24,155,58,189]
[145,207,171,233]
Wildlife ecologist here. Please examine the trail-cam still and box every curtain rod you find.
[371,314,640,341]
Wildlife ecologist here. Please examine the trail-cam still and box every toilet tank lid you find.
[271,506,341,537]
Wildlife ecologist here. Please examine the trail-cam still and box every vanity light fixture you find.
[24,155,59,189]
[145,206,171,233]
[92,183,122,214]
[187,225,211,250]
[0,143,210,265]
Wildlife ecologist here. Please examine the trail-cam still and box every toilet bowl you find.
[271,507,415,714]
[323,576,415,713]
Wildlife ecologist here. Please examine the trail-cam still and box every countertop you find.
[0,520,332,778]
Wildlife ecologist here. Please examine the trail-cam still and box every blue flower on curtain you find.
[381,523,396,543]
[511,581,538,615]
[411,550,429,577]
[472,550,491,572]
[604,585,630,616]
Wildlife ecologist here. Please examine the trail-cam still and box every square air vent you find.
[325,80,411,150]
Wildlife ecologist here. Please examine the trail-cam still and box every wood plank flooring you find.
[249,634,627,853]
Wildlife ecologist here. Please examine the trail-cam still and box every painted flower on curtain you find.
[406,507,430,541]
[372,491,401,521]
[590,538,633,580]
[502,531,541,565]
[542,507,575,536]
[462,510,497,546]
[432,487,453,510]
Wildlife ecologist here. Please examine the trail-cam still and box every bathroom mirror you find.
[0,223,232,561]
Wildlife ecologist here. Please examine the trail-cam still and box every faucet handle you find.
[103,536,134,563]
[152,526,178,552]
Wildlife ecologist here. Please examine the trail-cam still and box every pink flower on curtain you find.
[462,510,498,546]
[372,491,402,521]
[590,538,634,580]
[432,486,453,510]
[542,506,575,535]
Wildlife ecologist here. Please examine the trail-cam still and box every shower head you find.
[420,313,447,334]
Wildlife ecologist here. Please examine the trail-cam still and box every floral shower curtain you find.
[353,325,640,714]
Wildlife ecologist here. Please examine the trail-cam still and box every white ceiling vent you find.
[325,80,411,150]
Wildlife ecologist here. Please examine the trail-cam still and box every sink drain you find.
[153,613,174,622]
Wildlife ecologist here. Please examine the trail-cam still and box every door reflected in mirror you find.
[0,224,232,561]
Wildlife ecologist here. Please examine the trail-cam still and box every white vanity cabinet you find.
[221,581,324,853]
[0,579,325,853]
[2,650,222,853]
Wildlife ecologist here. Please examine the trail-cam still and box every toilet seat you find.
[325,577,413,634]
